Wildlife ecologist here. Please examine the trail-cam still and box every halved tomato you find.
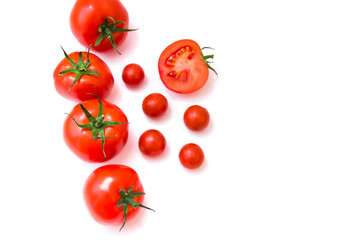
[158,39,216,94]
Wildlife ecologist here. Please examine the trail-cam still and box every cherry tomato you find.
[122,63,145,85]
[142,93,168,118]
[158,39,216,94]
[53,47,114,101]
[70,0,135,54]
[63,96,128,162]
[183,105,210,131]
[83,164,154,230]
[138,129,166,156]
[179,143,205,169]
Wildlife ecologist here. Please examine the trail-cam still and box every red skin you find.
[122,63,145,85]
[83,164,144,225]
[183,105,210,131]
[70,0,129,52]
[63,98,128,162]
[179,143,205,169]
[53,51,114,101]
[138,129,166,156]
[142,93,168,118]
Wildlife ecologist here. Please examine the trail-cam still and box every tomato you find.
[142,93,168,118]
[83,164,154,230]
[70,0,136,54]
[179,143,205,169]
[138,129,166,156]
[122,63,145,85]
[53,47,114,101]
[158,39,217,94]
[63,96,128,162]
[183,105,210,131]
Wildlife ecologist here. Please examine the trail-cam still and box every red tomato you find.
[138,129,166,156]
[179,143,205,169]
[53,47,114,101]
[183,105,210,131]
[63,96,128,162]
[83,164,154,230]
[70,0,135,53]
[122,63,145,85]
[158,39,216,94]
[142,93,168,118]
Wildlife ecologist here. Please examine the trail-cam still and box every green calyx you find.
[116,186,155,232]
[95,16,138,55]
[201,47,218,77]
[59,46,100,92]
[65,94,128,157]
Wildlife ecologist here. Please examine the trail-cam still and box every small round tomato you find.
[83,164,154,230]
[138,129,166,156]
[179,143,205,169]
[122,63,145,85]
[158,39,217,94]
[53,47,114,101]
[183,105,210,131]
[70,0,136,54]
[63,96,128,162]
[142,93,168,118]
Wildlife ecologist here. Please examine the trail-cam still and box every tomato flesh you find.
[158,39,209,94]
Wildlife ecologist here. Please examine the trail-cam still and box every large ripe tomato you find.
[53,47,114,101]
[70,0,135,54]
[83,164,154,230]
[63,96,128,162]
[158,39,217,94]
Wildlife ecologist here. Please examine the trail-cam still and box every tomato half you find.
[70,0,134,53]
[63,97,128,162]
[158,39,216,94]
[53,47,114,101]
[83,164,154,230]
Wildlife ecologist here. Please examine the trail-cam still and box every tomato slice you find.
[158,39,210,94]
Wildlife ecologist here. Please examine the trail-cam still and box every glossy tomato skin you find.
[122,63,145,85]
[179,143,205,169]
[142,93,168,118]
[63,99,128,162]
[183,105,210,131]
[138,129,166,156]
[158,39,209,94]
[83,164,144,225]
[53,51,114,101]
[70,0,129,52]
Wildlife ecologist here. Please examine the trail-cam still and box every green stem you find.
[116,187,155,231]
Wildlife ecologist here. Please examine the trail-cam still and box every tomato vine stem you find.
[116,186,155,231]
[59,46,100,92]
[65,94,128,157]
[95,16,138,54]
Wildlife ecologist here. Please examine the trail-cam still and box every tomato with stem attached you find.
[70,0,136,54]
[83,164,154,231]
[53,47,114,101]
[158,39,217,94]
[63,95,128,162]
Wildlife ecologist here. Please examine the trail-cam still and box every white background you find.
[1,0,360,239]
